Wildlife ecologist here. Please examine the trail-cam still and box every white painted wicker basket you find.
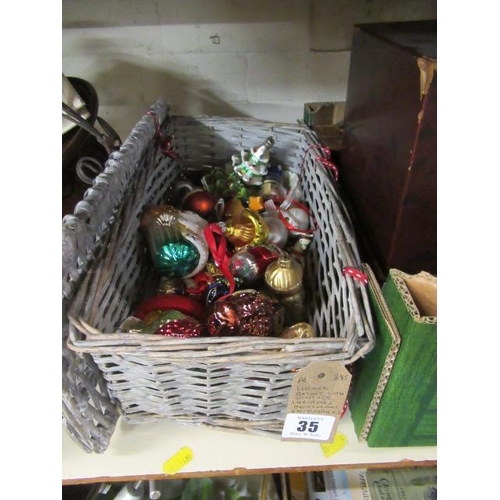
[64,100,375,452]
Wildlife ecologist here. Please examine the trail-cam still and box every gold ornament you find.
[219,208,269,248]
[280,322,315,339]
[265,252,306,325]
[264,252,303,296]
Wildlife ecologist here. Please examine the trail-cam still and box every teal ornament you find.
[141,205,209,279]
[156,241,200,278]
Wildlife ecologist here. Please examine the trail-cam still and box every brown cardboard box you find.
[303,102,345,150]
[303,101,345,127]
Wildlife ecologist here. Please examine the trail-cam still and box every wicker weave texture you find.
[62,101,169,453]
[66,101,375,448]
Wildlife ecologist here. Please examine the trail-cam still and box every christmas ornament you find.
[264,252,303,296]
[202,168,250,204]
[217,208,269,248]
[259,179,287,202]
[223,196,246,219]
[229,244,281,286]
[289,234,313,265]
[182,189,218,219]
[248,195,265,212]
[280,322,315,339]
[263,215,288,248]
[232,137,275,186]
[206,289,284,337]
[173,180,218,218]
[280,204,311,237]
[204,279,233,306]
[154,316,204,338]
[131,309,204,337]
[182,270,217,300]
[157,276,186,295]
[133,293,205,321]
[203,223,236,295]
[141,205,209,278]
[264,163,284,184]
[264,252,306,325]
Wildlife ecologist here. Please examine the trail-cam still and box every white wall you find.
[62,0,436,140]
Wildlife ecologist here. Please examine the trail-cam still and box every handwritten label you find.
[162,446,193,475]
[282,361,352,442]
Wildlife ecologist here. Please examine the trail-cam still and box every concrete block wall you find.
[62,0,436,140]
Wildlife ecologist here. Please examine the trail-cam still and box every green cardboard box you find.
[349,266,437,447]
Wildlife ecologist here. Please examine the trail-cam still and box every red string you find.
[203,224,236,295]
[297,144,339,182]
[275,198,318,235]
[342,267,368,286]
[146,110,179,159]
[315,155,339,181]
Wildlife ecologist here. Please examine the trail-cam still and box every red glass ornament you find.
[155,318,204,338]
[206,289,284,337]
[181,189,218,218]
[133,293,205,321]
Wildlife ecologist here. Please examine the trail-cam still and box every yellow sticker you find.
[162,446,194,475]
[320,432,348,457]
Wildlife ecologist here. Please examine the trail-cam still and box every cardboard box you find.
[303,102,345,150]
[303,102,345,127]
[312,125,344,151]
[349,266,437,447]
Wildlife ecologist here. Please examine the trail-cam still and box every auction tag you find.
[282,413,336,441]
[282,361,352,442]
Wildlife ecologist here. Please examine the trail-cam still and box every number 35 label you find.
[281,413,336,441]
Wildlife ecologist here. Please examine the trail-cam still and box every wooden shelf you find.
[62,410,437,485]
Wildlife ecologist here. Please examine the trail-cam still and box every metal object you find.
[149,480,161,499]
[76,156,105,184]
[114,481,145,499]
[62,101,120,156]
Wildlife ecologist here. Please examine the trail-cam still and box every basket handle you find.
[62,102,121,156]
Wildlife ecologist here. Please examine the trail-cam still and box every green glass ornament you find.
[141,205,208,279]
[156,241,200,278]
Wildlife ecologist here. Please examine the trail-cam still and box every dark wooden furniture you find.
[339,21,437,281]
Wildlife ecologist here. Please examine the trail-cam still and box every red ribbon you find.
[298,144,339,182]
[146,111,179,159]
[274,197,318,235]
[203,224,236,295]
[315,155,339,181]
[342,267,368,285]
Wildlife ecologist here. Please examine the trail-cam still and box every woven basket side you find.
[62,101,170,453]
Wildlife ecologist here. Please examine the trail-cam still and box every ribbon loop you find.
[316,156,339,181]
[203,224,236,295]
[146,110,180,159]
[342,267,368,285]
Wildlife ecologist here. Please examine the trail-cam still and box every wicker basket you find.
[64,100,375,451]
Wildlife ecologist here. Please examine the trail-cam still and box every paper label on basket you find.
[282,361,352,442]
